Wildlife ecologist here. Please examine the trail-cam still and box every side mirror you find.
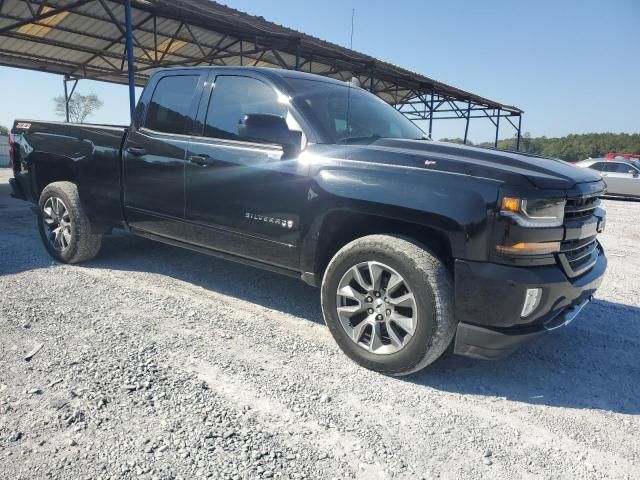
[629,169,639,177]
[238,113,302,158]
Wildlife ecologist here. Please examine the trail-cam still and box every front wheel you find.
[38,181,102,264]
[321,234,455,376]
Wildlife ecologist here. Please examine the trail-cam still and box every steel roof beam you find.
[27,2,247,60]
[70,12,154,76]
[158,21,183,63]
[0,0,91,35]
[97,0,154,62]
[1,31,157,65]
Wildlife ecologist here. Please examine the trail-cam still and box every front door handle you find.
[126,147,146,156]
[188,154,214,166]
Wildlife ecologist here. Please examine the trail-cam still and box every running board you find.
[131,227,302,281]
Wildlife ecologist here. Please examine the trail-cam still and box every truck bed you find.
[11,119,127,228]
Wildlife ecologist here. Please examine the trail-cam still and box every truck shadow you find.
[409,298,640,415]
[92,232,640,415]
[92,230,326,324]
[2,211,639,415]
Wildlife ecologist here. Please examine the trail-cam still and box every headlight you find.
[500,196,565,227]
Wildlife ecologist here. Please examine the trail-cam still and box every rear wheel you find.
[38,181,102,264]
[321,234,455,376]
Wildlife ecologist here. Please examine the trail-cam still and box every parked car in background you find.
[576,158,640,199]
[0,134,10,167]
[605,152,640,161]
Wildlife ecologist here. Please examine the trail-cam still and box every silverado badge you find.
[245,212,294,229]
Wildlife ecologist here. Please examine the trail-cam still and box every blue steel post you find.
[428,89,434,138]
[494,108,500,148]
[370,65,375,93]
[463,100,471,144]
[125,0,136,119]
[516,114,522,151]
[63,78,70,122]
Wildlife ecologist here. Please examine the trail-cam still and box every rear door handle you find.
[126,147,146,156]
[188,154,215,166]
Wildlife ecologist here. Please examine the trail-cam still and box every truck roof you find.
[152,66,349,86]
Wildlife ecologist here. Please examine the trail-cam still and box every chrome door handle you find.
[126,147,146,156]
[188,154,214,166]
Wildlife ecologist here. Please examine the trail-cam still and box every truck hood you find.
[315,138,601,189]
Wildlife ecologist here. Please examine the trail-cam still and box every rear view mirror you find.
[238,113,302,158]
[629,170,639,177]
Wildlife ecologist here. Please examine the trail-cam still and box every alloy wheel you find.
[336,261,417,355]
[42,196,72,251]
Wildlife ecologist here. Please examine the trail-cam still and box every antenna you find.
[343,8,356,140]
[350,8,355,49]
[345,8,355,142]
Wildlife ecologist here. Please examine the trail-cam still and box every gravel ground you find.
[0,167,639,480]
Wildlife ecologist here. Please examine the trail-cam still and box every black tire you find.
[321,234,455,376]
[38,181,102,264]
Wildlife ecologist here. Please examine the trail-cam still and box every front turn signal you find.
[496,241,561,255]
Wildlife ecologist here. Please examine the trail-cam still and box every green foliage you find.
[53,93,104,123]
[438,133,640,162]
[437,137,467,144]
[0,125,8,135]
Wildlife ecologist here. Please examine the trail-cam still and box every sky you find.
[1,0,638,142]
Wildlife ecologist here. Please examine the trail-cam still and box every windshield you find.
[287,78,426,144]
[630,159,640,170]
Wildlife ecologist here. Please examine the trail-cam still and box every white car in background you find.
[575,158,640,199]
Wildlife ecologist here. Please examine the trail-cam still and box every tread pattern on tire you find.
[39,181,102,264]
[321,234,456,376]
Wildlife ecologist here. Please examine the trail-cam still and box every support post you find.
[125,0,136,119]
[63,78,70,122]
[428,89,434,138]
[370,64,375,93]
[494,108,500,148]
[516,114,522,151]
[295,41,300,71]
[463,100,471,144]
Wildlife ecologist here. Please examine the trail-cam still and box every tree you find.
[54,93,104,123]
[438,137,471,145]
[473,132,640,162]
[0,125,8,135]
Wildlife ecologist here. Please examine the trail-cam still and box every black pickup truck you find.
[9,67,607,375]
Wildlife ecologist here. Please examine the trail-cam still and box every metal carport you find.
[0,0,523,147]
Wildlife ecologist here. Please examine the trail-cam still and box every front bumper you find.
[453,245,607,359]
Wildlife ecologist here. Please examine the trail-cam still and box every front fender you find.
[300,163,501,277]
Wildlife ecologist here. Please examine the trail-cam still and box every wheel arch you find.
[32,154,78,198]
[301,207,455,286]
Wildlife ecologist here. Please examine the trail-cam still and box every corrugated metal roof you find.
[0,0,522,114]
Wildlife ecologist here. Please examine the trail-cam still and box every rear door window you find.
[145,75,200,134]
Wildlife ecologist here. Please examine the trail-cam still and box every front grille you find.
[564,195,600,220]
[558,192,602,278]
[559,235,599,277]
